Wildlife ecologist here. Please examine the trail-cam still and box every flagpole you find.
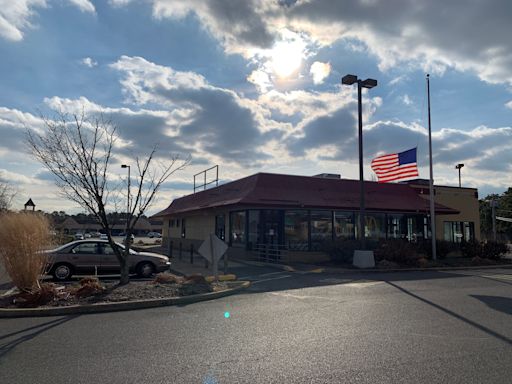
[427,74,437,260]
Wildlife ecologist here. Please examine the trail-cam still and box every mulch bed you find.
[0,278,229,309]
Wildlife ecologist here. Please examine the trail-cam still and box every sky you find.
[1,0,512,214]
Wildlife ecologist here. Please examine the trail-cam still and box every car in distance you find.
[147,232,162,238]
[46,239,170,280]
[74,233,85,240]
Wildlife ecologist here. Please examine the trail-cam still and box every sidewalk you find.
[168,254,249,277]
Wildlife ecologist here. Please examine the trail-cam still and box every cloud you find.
[68,0,95,13]
[0,0,46,41]
[506,100,512,109]
[309,61,331,84]
[81,57,97,67]
[109,55,273,165]
[111,1,512,89]
[148,0,277,54]
[402,94,412,106]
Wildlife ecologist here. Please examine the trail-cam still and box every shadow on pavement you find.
[386,281,512,346]
[0,315,80,359]
[470,295,512,316]
[241,270,467,295]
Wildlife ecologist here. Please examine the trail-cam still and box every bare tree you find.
[27,111,189,285]
[0,174,17,211]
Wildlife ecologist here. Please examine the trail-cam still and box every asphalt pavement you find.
[1,268,512,383]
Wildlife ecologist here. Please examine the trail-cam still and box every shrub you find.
[461,241,507,260]
[0,212,53,292]
[154,272,183,284]
[320,239,378,264]
[418,240,457,259]
[374,239,419,265]
[73,277,104,297]
[482,241,508,260]
[460,240,482,259]
[15,283,58,307]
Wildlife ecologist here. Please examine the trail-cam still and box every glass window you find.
[463,222,475,242]
[215,214,226,241]
[247,210,260,249]
[230,211,246,247]
[181,219,186,238]
[284,210,309,251]
[444,222,453,242]
[102,244,117,255]
[310,210,332,250]
[387,214,406,239]
[334,211,355,239]
[356,213,386,241]
[71,243,98,254]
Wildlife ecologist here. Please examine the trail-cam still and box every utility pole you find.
[427,74,437,260]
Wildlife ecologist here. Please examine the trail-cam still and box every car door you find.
[99,243,121,272]
[68,242,101,273]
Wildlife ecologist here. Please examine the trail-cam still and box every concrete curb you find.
[0,281,250,318]
[231,258,512,274]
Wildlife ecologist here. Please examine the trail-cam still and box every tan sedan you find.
[46,240,170,280]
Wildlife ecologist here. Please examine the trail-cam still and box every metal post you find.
[168,240,173,258]
[458,168,461,188]
[427,74,437,260]
[357,80,366,250]
[492,199,497,241]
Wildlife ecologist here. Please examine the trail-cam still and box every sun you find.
[269,40,304,78]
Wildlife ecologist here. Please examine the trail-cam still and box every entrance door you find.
[260,210,283,246]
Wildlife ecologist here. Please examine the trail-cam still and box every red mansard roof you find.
[153,173,458,217]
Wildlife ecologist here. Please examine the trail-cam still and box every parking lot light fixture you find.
[341,74,377,250]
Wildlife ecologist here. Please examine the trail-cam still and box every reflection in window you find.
[444,221,474,243]
[334,211,355,239]
[310,210,332,250]
[247,210,260,249]
[356,213,386,240]
[230,211,246,247]
[284,210,309,251]
[72,243,98,254]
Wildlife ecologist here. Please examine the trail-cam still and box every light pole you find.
[342,74,377,250]
[455,163,464,188]
[121,164,131,226]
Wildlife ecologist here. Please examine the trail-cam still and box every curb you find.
[0,281,250,318]
[231,257,512,274]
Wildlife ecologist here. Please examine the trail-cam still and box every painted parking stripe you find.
[250,275,292,284]
[238,271,286,280]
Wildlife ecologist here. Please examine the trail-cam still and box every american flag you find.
[371,148,419,183]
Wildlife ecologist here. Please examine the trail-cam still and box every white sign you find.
[198,234,228,279]
[198,234,228,263]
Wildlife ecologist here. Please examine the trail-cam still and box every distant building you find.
[53,216,162,236]
[153,173,479,263]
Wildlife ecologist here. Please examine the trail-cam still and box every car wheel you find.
[136,262,155,278]
[52,263,73,281]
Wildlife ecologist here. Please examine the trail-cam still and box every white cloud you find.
[81,57,97,67]
[247,69,272,93]
[111,1,512,89]
[506,100,512,109]
[0,0,46,41]
[67,0,95,13]
[402,94,413,106]
[309,61,331,84]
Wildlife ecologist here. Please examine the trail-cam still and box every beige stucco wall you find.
[413,184,480,241]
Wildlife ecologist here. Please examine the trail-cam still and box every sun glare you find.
[270,40,304,78]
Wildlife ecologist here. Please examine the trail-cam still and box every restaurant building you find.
[153,173,480,262]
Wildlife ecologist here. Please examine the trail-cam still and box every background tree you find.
[27,111,189,285]
[480,189,512,242]
[0,174,17,211]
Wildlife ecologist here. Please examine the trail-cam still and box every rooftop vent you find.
[313,173,341,179]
